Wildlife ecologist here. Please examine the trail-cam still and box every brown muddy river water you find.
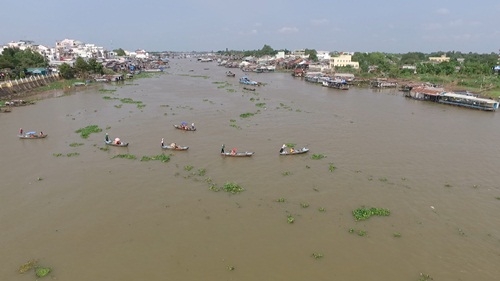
[1,59,500,281]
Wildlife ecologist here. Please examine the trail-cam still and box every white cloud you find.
[278,26,299,34]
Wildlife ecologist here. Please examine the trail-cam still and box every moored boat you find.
[226,71,236,77]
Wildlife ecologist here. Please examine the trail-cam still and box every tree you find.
[0,47,47,78]
[304,49,318,62]
[74,57,90,78]
[88,58,103,75]
[113,48,126,56]
[58,63,75,79]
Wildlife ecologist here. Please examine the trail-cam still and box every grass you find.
[287,214,295,224]
[75,125,102,139]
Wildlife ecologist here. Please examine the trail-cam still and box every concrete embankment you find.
[0,73,61,100]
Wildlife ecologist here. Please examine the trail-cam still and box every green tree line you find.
[0,47,48,79]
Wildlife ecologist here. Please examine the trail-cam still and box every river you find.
[1,59,499,281]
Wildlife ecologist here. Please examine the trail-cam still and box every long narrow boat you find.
[220,144,254,157]
[18,131,47,139]
[162,145,189,150]
[221,151,254,157]
[161,139,189,150]
[105,140,129,147]
[173,124,196,131]
[279,147,309,155]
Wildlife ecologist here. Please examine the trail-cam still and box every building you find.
[429,54,450,63]
[329,53,359,69]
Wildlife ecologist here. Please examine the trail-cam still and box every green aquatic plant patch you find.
[311,253,323,259]
[18,259,37,273]
[239,112,255,118]
[311,154,326,160]
[35,266,51,278]
[69,142,84,147]
[352,207,390,221]
[222,182,244,194]
[112,154,137,160]
[75,125,102,139]
[328,163,336,172]
[141,153,170,163]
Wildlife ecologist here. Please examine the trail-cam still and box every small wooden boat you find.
[221,151,254,157]
[161,139,188,150]
[279,147,309,155]
[243,87,255,91]
[18,131,47,139]
[220,144,254,157]
[105,140,129,147]
[104,134,128,147]
[174,124,196,131]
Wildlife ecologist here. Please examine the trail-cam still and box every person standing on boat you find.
[19,128,23,136]
[105,133,110,142]
[191,123,195,130]
[279,144,286,153]
[161,138,164,147]
[221,144,225,154]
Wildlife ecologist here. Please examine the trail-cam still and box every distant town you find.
[1,38,500,112]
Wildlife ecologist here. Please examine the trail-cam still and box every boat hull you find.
[105,140,129,147]
[279,148,309,155]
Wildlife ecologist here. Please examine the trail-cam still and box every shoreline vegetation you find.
[0,71,161,104]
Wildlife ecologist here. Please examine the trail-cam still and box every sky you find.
[1,0,500,54]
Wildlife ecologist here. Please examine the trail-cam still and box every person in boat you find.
[280,144,286,153]
[19,128,23,135]
[114,138,121,145]
[290,147,295,153]
[161,138,164,147]
[191,123,195,130]
[230,148,237,155]
[105,133,110,142]
[170,142,178,149]
[39,131,43,137]
[221,144,225,154]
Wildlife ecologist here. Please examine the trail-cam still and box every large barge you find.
[404,85,499,111]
